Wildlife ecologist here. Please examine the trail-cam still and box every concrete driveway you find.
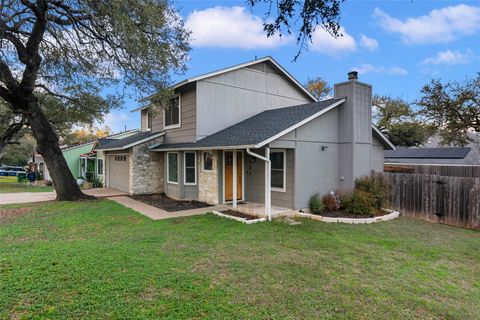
[0,188,127,205]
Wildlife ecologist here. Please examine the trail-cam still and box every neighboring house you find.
[97,57,394,213]
[35,129,139,182]
[385,132,480,165]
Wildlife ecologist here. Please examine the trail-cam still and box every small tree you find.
[418,75,480,146]
[305,77,331,100]
[373,95,434,147]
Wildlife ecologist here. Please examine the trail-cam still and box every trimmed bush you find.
[341,190,377,216]
[355,175,388,209]
[309,194,325,214]
[322,194,337,211]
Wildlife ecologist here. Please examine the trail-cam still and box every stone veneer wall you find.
[198,150,219,204]
[129,137,164,195]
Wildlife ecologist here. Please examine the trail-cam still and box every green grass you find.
[0,176,54,193]
[1,200,479,319]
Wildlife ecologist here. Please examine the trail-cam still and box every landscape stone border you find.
[211,210,267,224]
[294,209,400,224]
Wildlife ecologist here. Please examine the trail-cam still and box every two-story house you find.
[97,57,394,216]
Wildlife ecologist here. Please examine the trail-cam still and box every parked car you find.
[0,166,27,176]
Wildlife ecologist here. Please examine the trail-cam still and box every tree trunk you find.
[24,96,92,201]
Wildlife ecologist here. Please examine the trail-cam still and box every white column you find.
[265,147,271,220]
[232,149,237,208]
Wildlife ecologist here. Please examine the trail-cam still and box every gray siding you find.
[371,136,384,172]
[334,80,373,189]
[245,149,295,208]
[151,87,197,143]
[196,61,313,139]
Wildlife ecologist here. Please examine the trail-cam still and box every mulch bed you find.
[317,209,389,219]
[130,193,212,212]
[220,210,258,221]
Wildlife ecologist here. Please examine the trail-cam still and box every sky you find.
[104,0,480,133]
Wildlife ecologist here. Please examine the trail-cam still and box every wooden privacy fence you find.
[385,164,480,178]
[376,172,480,230]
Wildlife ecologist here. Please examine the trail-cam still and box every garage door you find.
[108,155,130,192]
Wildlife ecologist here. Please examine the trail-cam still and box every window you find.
[146,109,152,131]
[167,152,178,184]
[203,151,213,171]
[270,150,286,192]
[114,155,127,161]
[164,95,180,129]
[97,159,104,175]
[184,152,196,185]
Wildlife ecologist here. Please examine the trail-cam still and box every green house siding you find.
[62,143,95,179]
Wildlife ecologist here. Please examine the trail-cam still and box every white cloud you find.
[373,4,480,44]
[185,6,292,49]
[103,112,128,131]
[353,64,408,76]
[422,49,472,65]
[360,34,379,51]
[309,27,357,56]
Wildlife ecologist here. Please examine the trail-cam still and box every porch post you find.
[232,149,237,208]
[265,147,271,220]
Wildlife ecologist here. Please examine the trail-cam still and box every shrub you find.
[355,175,388,209]
[342,190,377,216]
[322,193,337,211]
[309,194,325,214]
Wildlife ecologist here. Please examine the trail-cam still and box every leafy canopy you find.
[305,77,331,100]
[417,74,480,146]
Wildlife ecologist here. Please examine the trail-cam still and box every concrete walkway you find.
[0,188,127,205]
[109,196,226,220]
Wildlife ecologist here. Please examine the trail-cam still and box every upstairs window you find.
[164,95,180,129]
[146,109,152,131]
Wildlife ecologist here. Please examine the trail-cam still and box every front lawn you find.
[0,176,54,193]
[1,200,479,319]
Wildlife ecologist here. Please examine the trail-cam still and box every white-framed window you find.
[164,95,180,129]
[184,152,197,185]
[203,151,213,171]
[146,108,152,131]
[270,149,286,192]
[114,155,127,161]
[97,158,104,175]
[167,152,178,184]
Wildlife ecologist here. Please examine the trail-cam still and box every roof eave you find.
[99,132,165,151]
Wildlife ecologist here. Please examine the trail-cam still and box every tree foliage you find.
[373,95,434,147]
[305,77,331,100]
[417,75,480,146]
[0,133,35,165]
[0,0,190,200]
[248,0,344,59]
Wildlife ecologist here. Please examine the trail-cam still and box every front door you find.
[224,151,243,201]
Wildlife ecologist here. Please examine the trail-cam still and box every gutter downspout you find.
[246,148,271,221]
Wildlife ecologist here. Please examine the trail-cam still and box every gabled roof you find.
[150,98,345,151]
[96,131,165,151]
[385,147,471,159]
[133,56,316,111]
[373,125,396,150]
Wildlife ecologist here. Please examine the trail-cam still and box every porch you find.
[221,201,295,219]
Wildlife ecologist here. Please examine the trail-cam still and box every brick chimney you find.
[334,71,373,189]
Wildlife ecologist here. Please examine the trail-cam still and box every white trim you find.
[150,144,256,152]
[96,158,104,176]
[163,93,181,130]
[167,152,179,184]
[372,125,396,150]
[384,162,480,167]
[270,149,287,192]
[255,99,346,148]
[139,56,317,104]
[222,150,245,203]
[183,151,197,186]
[146,108,152,131]
[99,132,165,151]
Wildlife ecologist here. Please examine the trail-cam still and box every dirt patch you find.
[316,209,390,219]
[130,193,212,212]
[220,210,258,221]
[0,206,33,221]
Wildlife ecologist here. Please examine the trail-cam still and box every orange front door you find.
[224,151,243,201]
